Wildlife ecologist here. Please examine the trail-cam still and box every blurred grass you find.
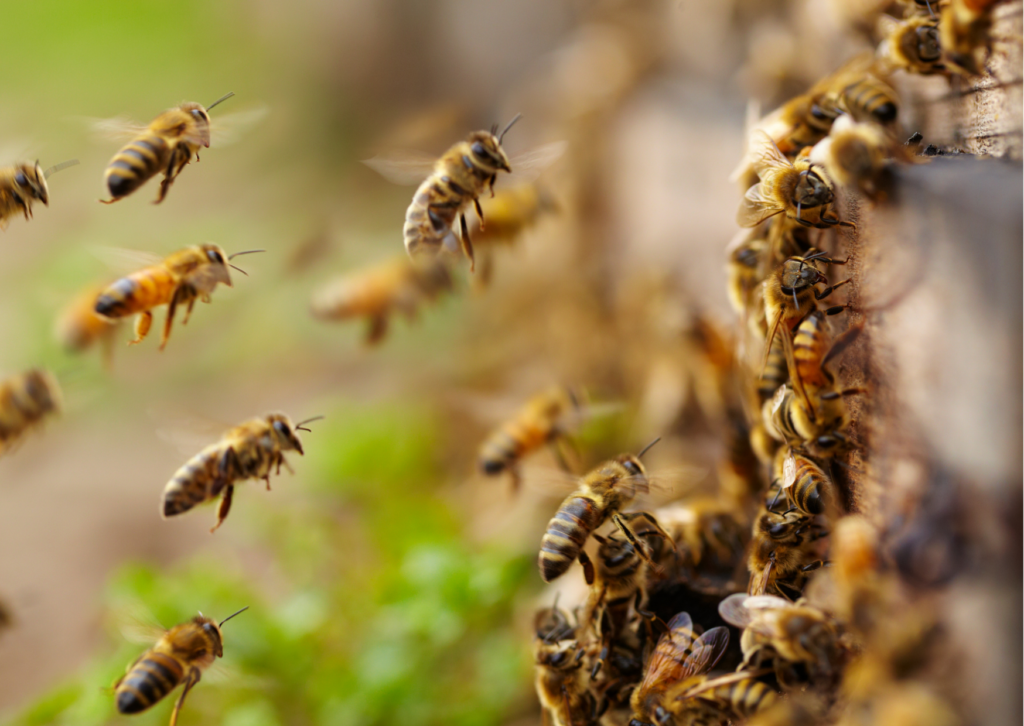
[8,404,536,726]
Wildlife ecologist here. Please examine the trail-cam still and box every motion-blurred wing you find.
[362,151,438,186]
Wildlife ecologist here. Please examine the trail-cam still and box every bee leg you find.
[579,551,595,586]
[366,315,389,345]
[474,197,485,231]
[459,213,476,272]
[508,465,522,494]
[489,173,497,197]
[278,454,295,476]
[181,297,197,326]
[813,278,851,301]
[211,484,234,533]
[611,513,655,565]
[168,667,201,726]
[160,289,183,351]
[129,312,152,345]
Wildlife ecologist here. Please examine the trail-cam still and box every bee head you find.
[266,414,304,455]
[200,244,233,287]
[792,167,833,209]
[193,614,225,658]
[616,454,646,479]
[780,256,828,292]
[536,639,579,669]
[468,130,512,173]
[534,605,573,641]
[14,162,50,206]
[910,23,942,64]
[181,102,213,147]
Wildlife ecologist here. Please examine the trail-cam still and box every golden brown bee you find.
[309,255,452,345]
[879,15,946,74]
[55,282,121,366]
[726,231,769,322]
[809,115,899,199]
[940,0,999,75]
[162,413,320,532]
[628,611,731,726]
[114,607,247,726]
[747,508,824,598]
[100,93,234,204]
[93,244,258,350]
[664,671,779,724]
[402,115,520,270]
[0,159,78,230]
[777,448,838,518]
[478,385,585,491]
[0,369,61,458]
[537,440,664,583]
[533,607,600,726]
[738,132,855,231]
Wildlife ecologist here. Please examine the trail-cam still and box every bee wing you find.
[718,593,790,629]
[208,106,269,147]
[637,612,696,691]
[809,51,887,95]
[91,246,164,275]
[150,406,234,457]
[89,116,151,142]
[750,131,793,178]
[107,601,167,645]
[737,183,783,228]
[680,626,730,679]
[361,150,439,186]
[748,555,775,595]
[505,141,568,183]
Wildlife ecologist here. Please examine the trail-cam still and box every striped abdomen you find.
[94,266,177,319]
[758,334,788,403]
[404,174,467,258]
[479,418,551,475]
[788,454,831,516]
[163,444,227,517]
[706,679,777,719]
[539,495,603,582]
[792,313,830,390]
[106,131,171,200]
[840,78,898,125]
[115,651,183,714]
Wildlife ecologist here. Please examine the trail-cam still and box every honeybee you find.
[726,230,769,321]
[0,369,62,458]
[478,385,585,491]
[537,440,665,583]
[628,611,731,726]
[939,0,998,75]
[809,115,900,199]
[533,607,601,726]
[114,607,247,726]
[738,133,854,230]
[100,92,234,204]
[777,448,839,518]
[162,413,321,532]
[0,159,78,230]
[878,15,946,74]
[309,255,452,345]
[664,671,780,724]
[656,499,748,587]
[55,282,121,366]
[747,508,824,598]
[94,244,259,350]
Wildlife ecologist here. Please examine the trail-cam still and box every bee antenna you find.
[498,113,522,144]
[229,264,248,276]
[636,437,662,460]
[491,122,499,135]
[43,159,80,179]
[206,92,236,112]
[218,606,249,628]
[294,415,325,432]
[229,249,265,260]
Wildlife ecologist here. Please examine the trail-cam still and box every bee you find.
[93,244,259,351]
[726,231,769,322]
[747,508,824,598]
[55,283,121,366]
[402,115,521,270]
[114,607,247,726]
[0,159,79,230]
[537,439,666,583]
[809,115,899,199]
[878,15,946,74]
[739,133,855,231]
[776,448,839,518]
[309,255,452,345]
[939,0,999,75]
[478,385,586,491]
[657,499,748,586]
[664,671,780,724]
[100,92,234,204]
[628,611,731,726]
[162,413,321,532]
[0,369,62,458]
[533,607,601,726]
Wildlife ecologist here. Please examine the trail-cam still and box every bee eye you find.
[809,104,831,121]
[207,250,224,263]
[14,172,27,186]
[273,420,290,437]
[623,460,641,476]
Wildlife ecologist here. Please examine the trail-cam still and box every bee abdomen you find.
[116,652,182,714]
[163,452,222,517]
[106,133,168,199]
[718,679,777,718]
[479,427,527,474]
[538,496,601,582]
[94,277,141,318]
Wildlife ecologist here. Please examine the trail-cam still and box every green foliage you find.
[8,407,534,726]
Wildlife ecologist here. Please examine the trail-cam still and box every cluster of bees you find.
[0,0,1010,723]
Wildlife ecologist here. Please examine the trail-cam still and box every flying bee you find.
[738,133,855,232]
[940,0,999,75]
[99,92,235,204]
[537,439,667,583]
[809,115,902,199]
[747,508,825,598]
[162,413,321,532]
[878,15,946,74]
[0,159,78,230]
[93,244,260,350]
[628,611,731,726]
[478,385,586,491]
[55,282,121,366]
[533,607,601,726]
[309,255,452,345]
[0,369,61,458]
[114,607,247,726]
